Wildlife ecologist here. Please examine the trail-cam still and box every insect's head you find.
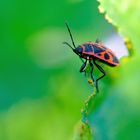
[63,22,83,56]
[73,46,83,55]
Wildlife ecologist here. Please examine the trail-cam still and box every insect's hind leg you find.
[93,60,106,92]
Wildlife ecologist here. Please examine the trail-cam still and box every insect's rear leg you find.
[93,60,106,92]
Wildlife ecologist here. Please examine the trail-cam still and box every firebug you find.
[63,22,119,92]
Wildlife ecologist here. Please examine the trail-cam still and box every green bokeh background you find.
[1,0,140,140]
[0,0,114,139]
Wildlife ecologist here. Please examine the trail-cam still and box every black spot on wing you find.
[97,53,102,56]
[108,52,119,63]
[84,44,93,52]
[93,45,104,54]
[104,53,110,60]
[113,55,119,63]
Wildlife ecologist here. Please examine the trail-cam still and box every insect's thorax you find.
[80,42,97,59]
[81,42,104,55]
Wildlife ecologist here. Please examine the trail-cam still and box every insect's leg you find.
[93,60,106,92]
[78,55,84,63]
[80,59,87,73]
[95,38,101,43]
[89,60,95,82]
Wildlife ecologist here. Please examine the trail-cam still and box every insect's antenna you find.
[63,42,74,50]
[65,22,76,49]
[63,42,84,63]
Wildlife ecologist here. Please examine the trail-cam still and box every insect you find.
[63,22,119,92]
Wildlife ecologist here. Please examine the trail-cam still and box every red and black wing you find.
[82,42,119,66]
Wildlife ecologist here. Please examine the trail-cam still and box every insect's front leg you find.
[89,60,95,82]
[79,59,87,73]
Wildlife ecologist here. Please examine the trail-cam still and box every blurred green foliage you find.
[0,0,114,140]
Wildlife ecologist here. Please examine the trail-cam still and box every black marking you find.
[108,52,119,63]
[93,45,104,54]
[104,53,110,60]
[84,44,93,52]
[97,53,102,56]
[113,56,119,63]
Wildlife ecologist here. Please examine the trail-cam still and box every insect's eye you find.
[77,47,83,53]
